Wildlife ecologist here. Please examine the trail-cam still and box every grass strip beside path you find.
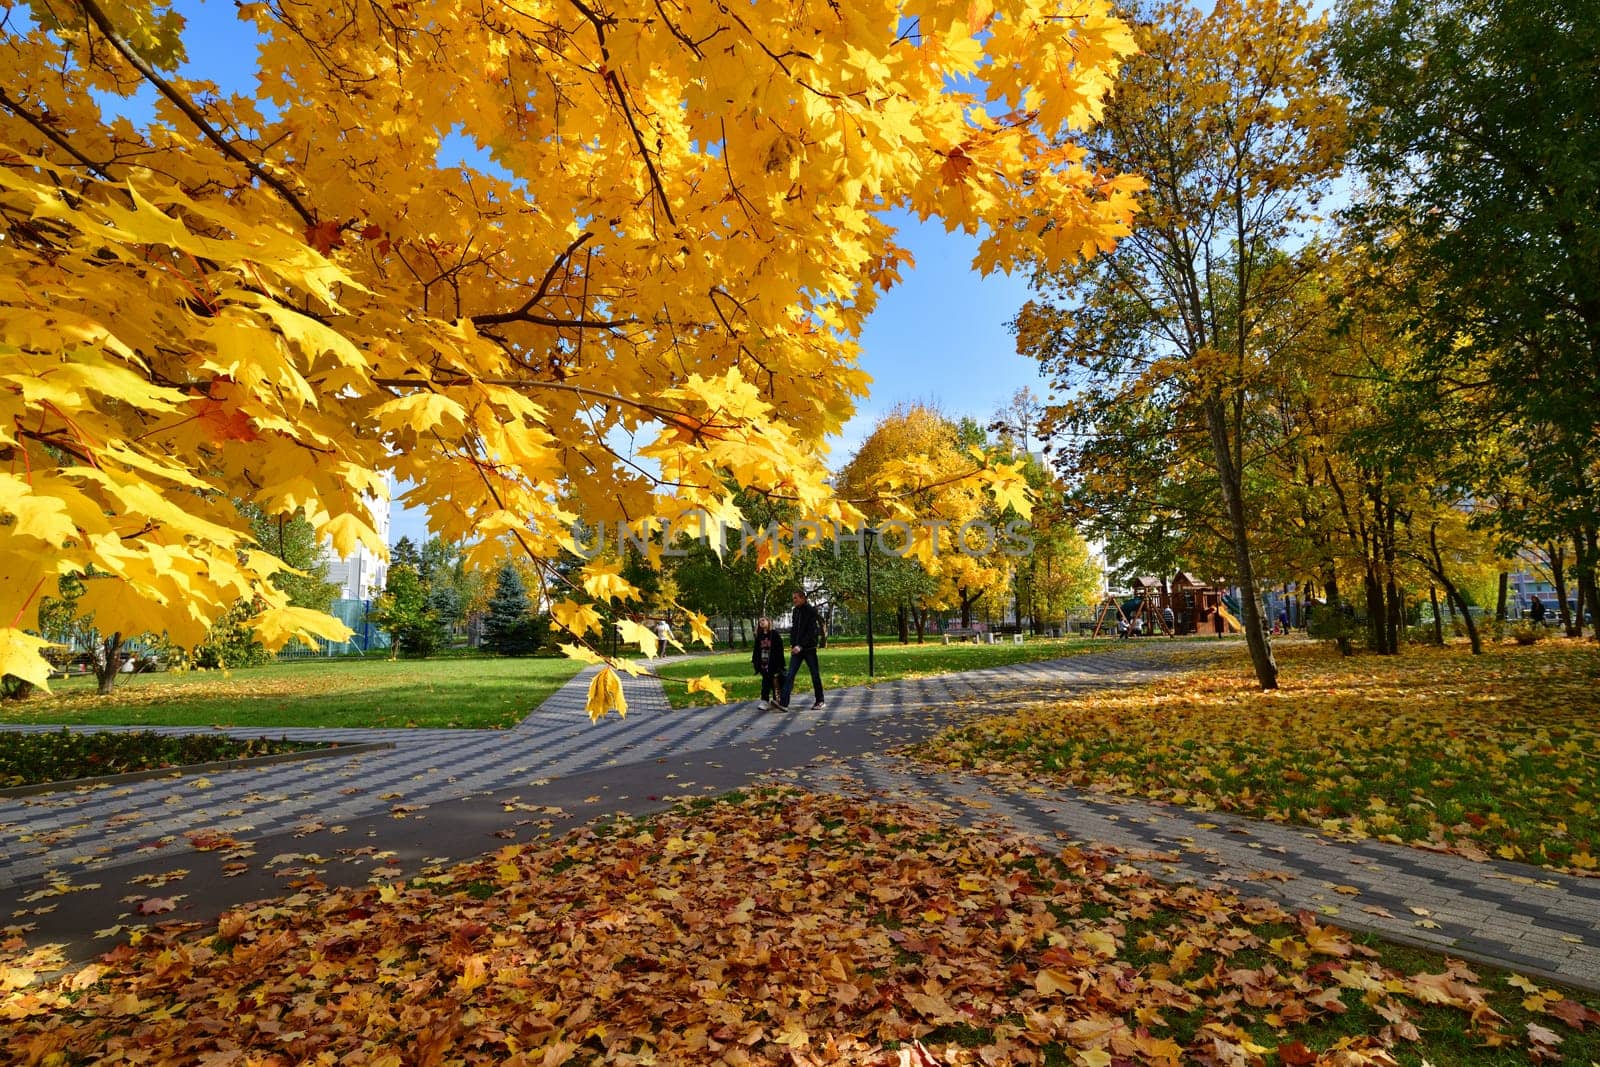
[0,730,326,788]
[655,635,1111,707]
[919,640,1600,875]
[2,655,586,730]
[6,789,1597,1065]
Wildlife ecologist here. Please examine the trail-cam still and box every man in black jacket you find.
[780,589,825,710]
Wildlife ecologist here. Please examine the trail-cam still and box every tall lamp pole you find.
[865,525,877,678]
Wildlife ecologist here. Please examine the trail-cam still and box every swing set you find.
[1089,572,1238,637]
[1090,589,1174,638]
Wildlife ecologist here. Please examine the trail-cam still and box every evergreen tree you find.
[484,562,539,656]
[391,537,422,572]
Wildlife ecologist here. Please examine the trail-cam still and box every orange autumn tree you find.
[0,0,1141,712]
[838,405,1023,632]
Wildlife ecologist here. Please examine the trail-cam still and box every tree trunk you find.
[1428,525,1480,654]
[1203,395,1277,688]
[1363,568,1386,653]
[1384,501,1403,649]
[1575,528,1598,640]
[1495,571,1509,622]
[1443,580,1480,654]
[1429,585,1444,645]
[1551,542,1574,635]
[896,603,909,644]
[95,632,124,695]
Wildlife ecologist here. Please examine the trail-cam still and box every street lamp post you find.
[865,525,877,678]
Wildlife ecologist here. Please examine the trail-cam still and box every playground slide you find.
[1217,594,1243,633]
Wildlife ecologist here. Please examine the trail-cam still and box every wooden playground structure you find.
[1091,572,1240,637]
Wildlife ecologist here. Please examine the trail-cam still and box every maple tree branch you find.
[371,374,711,432]
[72,0,319,229]
[470,234,636,330]
[469,308,638,330]
[649,0,705,58]
[502,230,594,320]
[716,118,762,231]
[0,90,115,181]
[567,0,678,228]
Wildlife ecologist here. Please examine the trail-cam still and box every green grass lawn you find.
[654,634,1115,707]
[4,655,585,730]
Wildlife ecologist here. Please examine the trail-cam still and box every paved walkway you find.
[3,641,1597,992]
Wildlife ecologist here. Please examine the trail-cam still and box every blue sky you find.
[120,1,1054,545]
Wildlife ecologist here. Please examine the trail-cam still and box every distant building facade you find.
[321,490,391,602]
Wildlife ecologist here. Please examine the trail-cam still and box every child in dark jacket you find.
[751,617,788,710]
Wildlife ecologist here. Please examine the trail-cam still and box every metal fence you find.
[273,599,390,659]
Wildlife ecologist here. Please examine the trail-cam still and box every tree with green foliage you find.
[483,562,543,657]
[371,563,444,659]
[189,601,273,670]
[391,537,422,574]
[246,505,338,612]
[1015,0,1349,688]
[1333,0,1600,638]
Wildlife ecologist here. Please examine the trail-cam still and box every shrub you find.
[190,602,273,669]
[1307,604,1361,656]
[1509,621,1545,646]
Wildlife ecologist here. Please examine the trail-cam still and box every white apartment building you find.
[321,491,391,602]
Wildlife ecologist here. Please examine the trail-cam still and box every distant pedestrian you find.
[1211,607,1226,637]
[1161,605,1175,634]
[751,617,787,711]
[781,589,825,710]
[1530,595,1546,625]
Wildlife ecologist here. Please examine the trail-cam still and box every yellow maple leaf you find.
[1080,929,1118,957]
[0,474,78,546]
[372,391,468,435]
[550,599,602,637]
[0,629,58,692]
[557,642,606,666]
[1035,968,1077,995]
[683,611,717,648]
[580,560,636,604]
[686,675,727,702]
[250,606,354,651]
[616,618,659,658]
[585,667,628,722]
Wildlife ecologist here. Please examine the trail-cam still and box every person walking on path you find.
[1531,595,1547,625]
[781,589,826,710]
[1211,607,1226,638]
[751,617,787,711]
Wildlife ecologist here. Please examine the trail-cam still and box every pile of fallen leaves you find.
[921,642,1600,874]
[7,789,1597,1065]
